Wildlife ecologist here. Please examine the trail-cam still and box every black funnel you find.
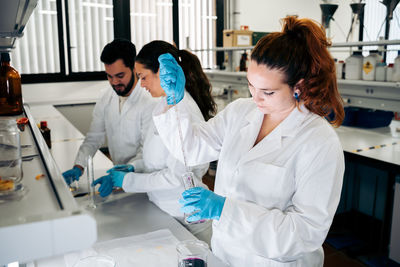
[320,4,338,29]
[350,3,366,15]
[380,0,400,19]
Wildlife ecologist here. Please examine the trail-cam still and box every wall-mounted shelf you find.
[193,39,400,71]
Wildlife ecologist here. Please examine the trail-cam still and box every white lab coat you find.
[153,97,345,267]
[74,82,156,167]
[122,93,210,235]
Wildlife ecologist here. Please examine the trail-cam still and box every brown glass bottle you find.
[0,53,23,115]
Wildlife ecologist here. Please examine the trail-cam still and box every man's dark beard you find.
[113,70,135,96]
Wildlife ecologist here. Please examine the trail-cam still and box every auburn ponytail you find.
[251,16,344,127]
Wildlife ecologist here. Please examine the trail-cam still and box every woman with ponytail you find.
[152,16,345,266]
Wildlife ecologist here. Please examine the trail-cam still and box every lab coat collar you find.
[239,104,311,164]
[278,104,311,138]
[243,103,310,138]
[119,81,142,116]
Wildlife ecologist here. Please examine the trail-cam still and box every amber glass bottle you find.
[0,53,23,115]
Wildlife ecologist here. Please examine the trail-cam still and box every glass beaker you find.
[0,119,22,185]
[177,240,209,267]
[73,255,116,267]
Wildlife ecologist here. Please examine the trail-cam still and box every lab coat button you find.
[234,170,239,175]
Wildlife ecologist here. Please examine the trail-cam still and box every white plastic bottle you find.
[362,50,380,81]
[375,61,386,82]
[393,50,400,82]
[345,51,363,80]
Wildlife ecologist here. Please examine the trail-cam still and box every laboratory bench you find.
[0,98,227,266]
[6,80,400,264]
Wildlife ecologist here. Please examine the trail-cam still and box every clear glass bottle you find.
[0,53,23,116]
[0,119,22,185]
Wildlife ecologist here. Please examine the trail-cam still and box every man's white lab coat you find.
[153,97,344,267]
[74,82,156,167]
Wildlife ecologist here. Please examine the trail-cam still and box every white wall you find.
[233,0,353,43]
[230,0,360,63]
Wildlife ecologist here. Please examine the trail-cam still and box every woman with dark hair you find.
[135,40,216,120]
[99,40,216,244]
[153,17,345,266]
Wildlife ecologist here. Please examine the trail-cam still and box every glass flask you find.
[177,240,209,267]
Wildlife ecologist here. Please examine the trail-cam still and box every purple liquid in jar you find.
[179,257,206,267]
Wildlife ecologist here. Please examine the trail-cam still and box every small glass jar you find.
[177,240,209,267]
[0,119,22,185]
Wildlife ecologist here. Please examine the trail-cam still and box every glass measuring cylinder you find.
[86,155,96,209]
[0,119,22,184]
[177,240,209,267]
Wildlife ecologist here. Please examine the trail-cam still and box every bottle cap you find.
[40,121,48,128]
[1,52,10,62]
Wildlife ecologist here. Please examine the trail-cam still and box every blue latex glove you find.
[107,164,134,173]
[109,170,127,188]
[62,166,82,185]
[179,187,226,222]
[93,175,113,197]
[158,53,185,105]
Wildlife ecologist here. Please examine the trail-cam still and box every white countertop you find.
[22,81,109,106]
[336,120,400,166]
[27,105,113,179]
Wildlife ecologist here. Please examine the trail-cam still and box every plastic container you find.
[375,61,386,81]
[335,60,344,79]
[0,52,23,116]
[362,50,380,81]
[345,51,363,80]
[393,50,400,82]
[356,108,394,128]
[387,63,394,82]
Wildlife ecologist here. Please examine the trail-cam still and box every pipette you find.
[171,93,207,224]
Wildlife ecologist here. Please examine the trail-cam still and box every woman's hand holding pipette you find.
[179,187,226,222]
